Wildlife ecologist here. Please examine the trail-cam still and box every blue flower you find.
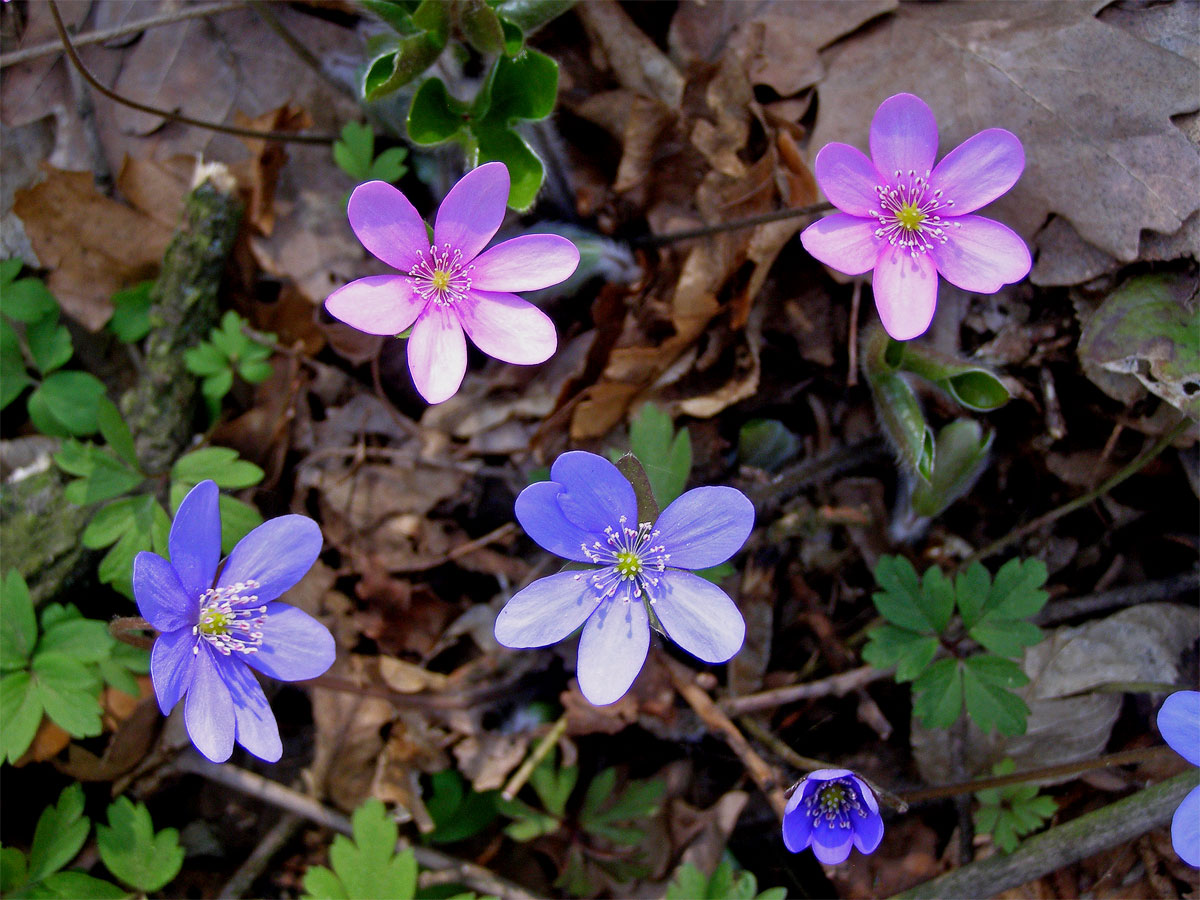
[494,451,754,706]
[783,769,884,864]
[133,480,335,763]
[1158,690,1200,867]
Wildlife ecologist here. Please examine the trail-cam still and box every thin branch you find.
[720,664,891,716]
[501,714,568,801]
[636,201,834,247]
[47,1,337,145]
[109,616,155,651]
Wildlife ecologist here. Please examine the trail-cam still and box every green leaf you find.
[96,398,140,470]
[32,653,102,737]
[968,618,1043,658]
[182,341,228,376]
[954,562,991,629]
[1,845,28,894]
[107,281,153,343]
[217,495,263,555]
[407,78,468,145]
[96,525,152,600]
[201,368,234,402]
[0,257,22,286]
[458,0,505,54]
[364,30,445,101]
[628,403,692,506]
[911,657,963,730]
[335,122,375,179]
[528,755,577,817]
[37,618,110,663]
[2,276,59,323]
[473,124,543,211]
[665,862,709,900]
[29,870,127,898]
[33,371,108,436]
[59,445,145,506]
[1,570,38,669]
[479,48,557,124]
[0,671,43,763]
[25,318,73,375]
[493,0,574,34]
[865,366,934,481]
[309,799,417,900]
[171,447,265,489]
[28,784,90,884]
[0,366,31,411]
[95,797,184,892]
[861,625,939,683]
[499,17,524,55]
[302,866,350,900]
[360,0,418,33]
[424,770,498,845]
[910,420,993,519]
[871,556,942,634]
[962,655,1029,736]
[974,758,1057,853]
[237,358,274,383]
[369,146,410,184]
[985,558,1049,621]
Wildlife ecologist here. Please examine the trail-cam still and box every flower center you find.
[193,579,267,657]
[872,169,959,256]
[804,778,866,830]
[409,243,472,307]
[577,516,670,601]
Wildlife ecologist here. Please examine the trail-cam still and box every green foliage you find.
[0,573,149,763]
[909,420,994,519]
[862,556,1048,735]
[973,758,1058,852]
[302,799,417,900]
[737,419,798,472]
[616,402,692,507]
[423,770,499,844]
[334,121,410,184]
[106,281,154,343]
[665,859,787,900]
[183,311,275,420]
[95,797,184,892]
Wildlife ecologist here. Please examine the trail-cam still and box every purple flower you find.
[324,162,580,404]
[800,93,1031,342]
[783,769,884,864]
[494,451,753,706]
[133,480,335,763]
[1158,690,1200,867]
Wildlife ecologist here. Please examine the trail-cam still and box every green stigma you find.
[894,202,926,231]
[199,610,231,636]
[431,270,452,292]
[614,550,643,579]
[818,783,847,808]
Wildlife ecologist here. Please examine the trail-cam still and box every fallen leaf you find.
[576,1,685,108]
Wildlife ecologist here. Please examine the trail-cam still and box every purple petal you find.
[931,216,1031,294]
[218,516,322,603]
[549,451,637,532]
[654,486,754,569]
[813,143,884,218]
[809,768,854,782]
[1172,785,1200,867]
[782,792,815,854]
[811,817,855,864]
[184,646,235,763]
[494,571,602,647]
[218,659,282,763]
[852,807,885,855]
[169,480,220,599]
[407,304,467,404]
[872,245,938,341]
[150,627,196,714]
[241,603,336,682]
[134,552,198,633]
[1159,691,1200,766]
[576,596,649,706]
[324,275,426,336]
[850,774,881,815]
[800,214,881,276]
[458,290,556,365]
[652,571,745,663]
[929,129,1024,215]
[347,181,430,273]
[870,93,938,180]
[433,163,509,262]
[470,234,580,292]
[514,481,608,562]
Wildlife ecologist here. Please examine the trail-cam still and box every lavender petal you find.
[870,93,938,181]
[184,645,236,763]
[324,275,426,336]
[218,657,282,763]
[134,551,199,633]
[930,215,1031,294]
[150,626,196,715]
[348,181,431,273]
[494,571,602,648]
[813,143,885,218]
[929,129,1024,215]
[800,213,881,276]
[1172,785,1200,867]
[169,480,221,599]
[217,515,322,604]
[469,234,580,292]
[407,303,468,404]
[1159,691,1200,767]
[653,486,754,569]
[782,791,815,853]
[459,289,556,365]
[241,603,336,682]
[514,481,608,562]
[872,244,938,341]
[549,451,637,532]
[433,162,510,262]
[810,816,855,864]
[576,595,649,706]
[652,571,745,663]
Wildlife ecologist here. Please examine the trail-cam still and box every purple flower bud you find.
[783,769,885,864]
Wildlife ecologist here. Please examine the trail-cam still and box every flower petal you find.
[241,603,336,682]
[800,214,881,276]
[150,626,196,714]
[850,774,881,815]
[813,143,884,217]
[184,646,235,763]
[872,245,939,341]
[782,791,815,854]
[514,481,607,562]
[1159,691,1200,767]
[495,571,602,647]
[852,807,885,855]
[576,596,649,706]
[811,818,855,864]
[219,659,282,763]
[549,451,637,533]
[930,129,1024,214]
[169,480,221,599]
[1171,784,1200,867]
[654,486,754,570]
[870,93,938,180]
[470,234,580,292]
[324,275,426,336]
[652,571,745,663]
[458,290,556,365]
[433,162,510,261]
[347,181,430,273]
[218,516,322,603]
[407,304,467,404]
[134,552,198,633]
[931,215,1031,294]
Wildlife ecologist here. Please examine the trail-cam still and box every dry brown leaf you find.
[310,657,396,811]
[233,104,314,236]
[453,732,530,791]
[576,1,685,108]
[115,155,192,230]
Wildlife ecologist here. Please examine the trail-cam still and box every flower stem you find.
[109,616,155,650]
[501,714,568,801]
[636,201,834,247]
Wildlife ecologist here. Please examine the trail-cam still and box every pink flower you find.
[801,94,1031,341]
[325,163,579,403]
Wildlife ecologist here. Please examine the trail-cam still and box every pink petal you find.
[347,181,430,273]
[470,234,580,292]
[433,162,510,261]
[872,245,939,341]
[576,596,649,706]
[813,143,884,217]
[930,129,1024,214]
[458,290,556,365]
[870,93,939,180]
[800,214,881,276]
[407,304,467,404]
[931,216,1031,293]
[324,275,426,336]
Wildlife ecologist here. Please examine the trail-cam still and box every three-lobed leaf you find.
[95,796,184,892]
[627,403,692,507]
[1,570,38,670]
[303,799,416,900]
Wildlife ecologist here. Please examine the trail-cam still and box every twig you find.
[173,753,537,900]
[950,713,974,863]
[1034,570,1200,626]
[501,714,568,801]
[895,769,1197,899]
[847,278,863,388]
[742,437,888,518]
[665,657,787,820]
[1,1,244,68]
[220,813,302,899]
[720,664,891,715]
[47,1,337,145]
[247,1,355,100]
[110,616,155,651]
[61,20,113,194]
[636,201,834,247]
